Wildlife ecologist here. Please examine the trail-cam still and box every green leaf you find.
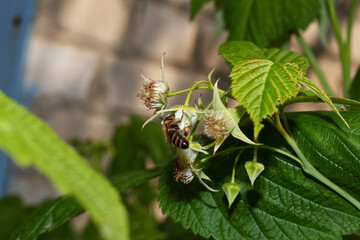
[0,91,129,240]
[0,196,32,240]
[159,111,360,240]
[286,112,360,202]
[219,41,310,72]
[298,75,350,128]
[110,116,170,176]
[262,48,309,74]
[221,0,321,47]
[230,59,301,139]
[190,0,211,20]
[9,168,161,240]
[218,41,265,65]
[349,67,360,101]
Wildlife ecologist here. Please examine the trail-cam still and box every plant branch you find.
[200,144,303,167]
[184,81,211,106]
[326,0,352,97]
[283,96,360,108]
[231,151,242,183]
[295,32,335,96]
[346,0,357,44]
[271,112,360,211]
[168,85,211,98]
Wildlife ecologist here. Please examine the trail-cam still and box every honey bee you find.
[162,114,189,149]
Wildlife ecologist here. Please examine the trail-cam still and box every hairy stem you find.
[231,151,242,184]
[168,85,210,98]
[184,81,211,106]
[283,96,360,108]
[200,144,303,167]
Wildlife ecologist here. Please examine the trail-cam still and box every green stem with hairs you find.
[231,151,243,184]
[252,147,258,162]
[184,81,212,106]
[200,144,303,167]
[283,96,360,108]
[168,85,210,97]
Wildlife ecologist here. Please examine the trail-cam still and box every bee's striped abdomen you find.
[169,129,189,149]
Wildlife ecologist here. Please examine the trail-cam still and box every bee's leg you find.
[184,126,190,137]
[170,122,180,129]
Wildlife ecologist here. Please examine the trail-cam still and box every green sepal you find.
[222,183,241,208]
[245,161,265,186]
[211,82,256,153]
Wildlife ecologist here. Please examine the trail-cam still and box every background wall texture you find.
[8,0,360,204]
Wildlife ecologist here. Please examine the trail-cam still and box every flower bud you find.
[245,161,265,186]
[222,183,241,208]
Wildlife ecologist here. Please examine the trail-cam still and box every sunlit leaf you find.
[0,91,129,240]
[219,41,309,72]
[9,168,161,240]
[230,59,301,139]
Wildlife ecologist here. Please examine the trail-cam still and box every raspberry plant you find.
[0,1,359,240]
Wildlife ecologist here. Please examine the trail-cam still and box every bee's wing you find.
[162,122,175,154]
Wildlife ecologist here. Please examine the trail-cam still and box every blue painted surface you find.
[0,0,38,197]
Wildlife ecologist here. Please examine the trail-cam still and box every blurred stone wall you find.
[24,0,228,141]
[10,0,360,204]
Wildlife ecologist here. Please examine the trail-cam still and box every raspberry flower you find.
[204,111,230,139]
[137,54,169,111]
[138,53,170,128]
[174,147,197,184]
[174,147,218,192]
[204,81,257,153]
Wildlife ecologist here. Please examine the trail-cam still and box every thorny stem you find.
[271,112,360,211]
